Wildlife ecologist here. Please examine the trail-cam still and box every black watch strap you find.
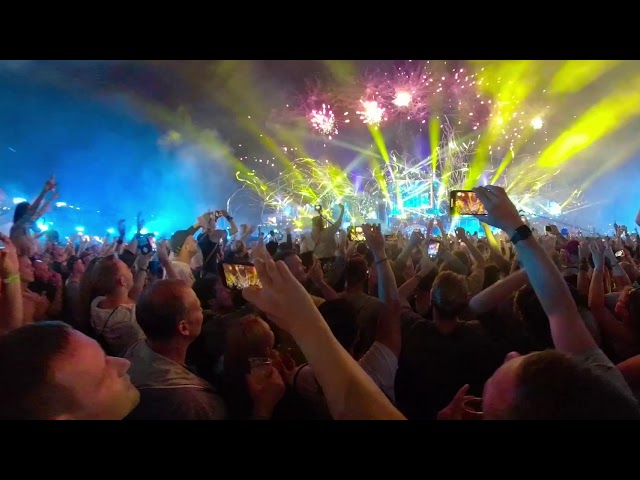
[510,225,533,245]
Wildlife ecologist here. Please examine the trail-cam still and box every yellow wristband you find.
[2,274,20,285]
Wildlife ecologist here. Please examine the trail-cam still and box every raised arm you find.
[469,269,529,314]
[243,258,405,420]
[473,186,596,355]
[362,223,399,303]
[29,175,56,216]
[0,235,23,333]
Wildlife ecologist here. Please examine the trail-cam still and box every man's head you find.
[414,268,438,313]
[18,255,35,283]
[483,349,640,420]
[192,276,234,311]
[170,231,198,258]
[93,254,134,295]
[0,322,139,420]
[345,255,368,290]
[135,279,204,344]
[275,250,307,285]
[431,271,468,320]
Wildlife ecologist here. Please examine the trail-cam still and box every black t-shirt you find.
[395,319,503,420]
[197,233,220,275]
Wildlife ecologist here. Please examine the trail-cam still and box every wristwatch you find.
[510,225,533,245]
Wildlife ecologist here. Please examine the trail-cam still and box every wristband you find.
[2,274,20,285]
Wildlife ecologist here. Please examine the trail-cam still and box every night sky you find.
[0,60,639,234]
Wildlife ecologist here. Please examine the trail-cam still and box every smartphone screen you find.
[348,226,366,242]
[450,190,487,216]
[615,250,624,258]
[137,234,153,255]
[220,263,262,290]
[428,240,440,258]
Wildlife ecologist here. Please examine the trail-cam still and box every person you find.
[10,175,57,256]
[0,233,23,333]
[0,321,140,420]
[125,279,227,420]
[64,255,85,330]
[441,186,640,420]
[168,230,199,287]
[311,203,344,263]
[395,271,502,419]
[18,255,50,324]
[88,254,145,357]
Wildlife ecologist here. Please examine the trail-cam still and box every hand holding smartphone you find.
[450,190,488,216]
[219,262,262,290]
[348,226,366,242]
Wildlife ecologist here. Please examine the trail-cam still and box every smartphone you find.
[148,235,157,252]
[137,234,153,255]
[545,225,552,233]
[428,240,441,258]
[450,190,487,216]
[384,233,398,243]
[219,262,262,290]
[615,250,624,259]
[348,226,366,242]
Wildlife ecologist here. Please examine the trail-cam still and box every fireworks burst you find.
[309,104,337,138]
[393,90,412,108]
[357,100,386,126]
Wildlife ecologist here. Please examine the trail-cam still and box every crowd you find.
[0,174,639,420]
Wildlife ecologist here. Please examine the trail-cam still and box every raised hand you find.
[308,258,324,285]
[589,240,606,269]
[44,174,56,192]
[471,186,523,236]
[242,257,318,333]
[455,227,468,243]
[437,384,472,420]
[157,240,171,264]
[0,234,19,278]
[578,240,590,261]
[361,223,385,257]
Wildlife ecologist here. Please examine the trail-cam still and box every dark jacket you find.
[125,339,226,420]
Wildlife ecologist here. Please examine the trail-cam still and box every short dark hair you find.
[346,256,368,286]
[507,350,640,420]
[135,279,190,341]
[192,276,222,309]
[431,271,468,319]
[0,322,79,420]
[92,254,122,295]
[318,299,358,351]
